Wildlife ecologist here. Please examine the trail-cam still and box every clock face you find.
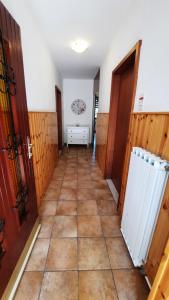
[71,99,86,115]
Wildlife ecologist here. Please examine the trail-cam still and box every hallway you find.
[14,146,149,300]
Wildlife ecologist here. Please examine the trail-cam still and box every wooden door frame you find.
[55,85,62,151]
[92,69,100,144]
[105,40,142,211]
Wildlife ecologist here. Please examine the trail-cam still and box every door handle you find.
[27,136,33,159]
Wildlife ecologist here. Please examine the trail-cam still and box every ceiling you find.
[26,0,134,79]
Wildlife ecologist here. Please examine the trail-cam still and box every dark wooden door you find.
[0,2,38,296]
[55,86,62,150]
[111,62,135,192]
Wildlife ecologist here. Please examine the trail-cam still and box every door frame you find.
[92,69,100,145]
[55,85,62,151]
[105,41,142,210]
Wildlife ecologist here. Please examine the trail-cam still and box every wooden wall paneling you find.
[28,112,59,207]
[146,177,169,284]
[118,112,169,284]
[148,238,169,300]
[96,113,109,175]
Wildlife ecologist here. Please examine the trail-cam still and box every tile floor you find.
[14,146,149,300]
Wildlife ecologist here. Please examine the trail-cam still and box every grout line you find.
[38,147,120,299]
[38,206,56,300]
[99,218,120,300]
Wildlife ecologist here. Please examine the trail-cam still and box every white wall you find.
[63,79,94,143]
[99,0,169,113]
[2,0,62,112]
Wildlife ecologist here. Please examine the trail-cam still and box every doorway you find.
[105,41,141,201]
[55,86,62,152]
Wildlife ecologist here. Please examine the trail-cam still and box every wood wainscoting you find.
[28,112,59,208]
[148,238,169,300]
[118,112,169,284]
[96,113,109,175]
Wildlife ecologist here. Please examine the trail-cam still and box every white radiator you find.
[121,147,169,267]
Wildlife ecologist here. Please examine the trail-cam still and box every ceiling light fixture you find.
[71,39,89,53]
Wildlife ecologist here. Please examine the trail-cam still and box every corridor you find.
[14,146,149,300]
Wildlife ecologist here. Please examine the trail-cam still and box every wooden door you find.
[55,86,62,150]
[111,61,135,192]
[105,41,141,199]
[0,2,38,296]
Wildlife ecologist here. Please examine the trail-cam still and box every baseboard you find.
[145,276,152,289]
[107,179,119,204]
[2,218,41,300]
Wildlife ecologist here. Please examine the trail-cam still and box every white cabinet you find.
[66,126,89,147]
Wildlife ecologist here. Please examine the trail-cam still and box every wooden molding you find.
[132,112,169,115]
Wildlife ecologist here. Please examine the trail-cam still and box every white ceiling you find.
[26,0,134,79]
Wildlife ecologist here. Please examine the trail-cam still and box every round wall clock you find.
[71,99,86,115]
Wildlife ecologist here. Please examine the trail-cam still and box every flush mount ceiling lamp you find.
[71,39,89,53]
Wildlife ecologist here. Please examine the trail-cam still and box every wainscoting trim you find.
[106,179,119,204]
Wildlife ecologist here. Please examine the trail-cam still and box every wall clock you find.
[71,99,86,115]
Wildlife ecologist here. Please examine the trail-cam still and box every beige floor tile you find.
[94,189,114,200]
[52,174,64,180]
[48,180,62,189]
[78,216,102,237]
[52,216,77,237]
[79,270,118,300]
[77,188,96,200]
[97,200,117,215]
[38,216,54,238]
[66,164,77,169]
[62,179,77,189]
[59,188,77,200]
[26,239,50,271]
[39,201,57,216]
[78,164,90,169]
[78,180,95,189]
[78,238,110,270]
[93,180,109,189]
[113,269,149,300]
[78,200,98,215]
[43,187,61,200]
[46,238,77,270]
[64,173,78,180]
[64,168,77,175]
[78,174,92,181]
[67,158,77,162]
[39,271,78,300]
[101,216,122,237]
[91,175,103,181]
[14,271,43,300]
[56,201,77,215]
[78,169,91,175]
[53,167,65,173]
[106,237,133,269]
